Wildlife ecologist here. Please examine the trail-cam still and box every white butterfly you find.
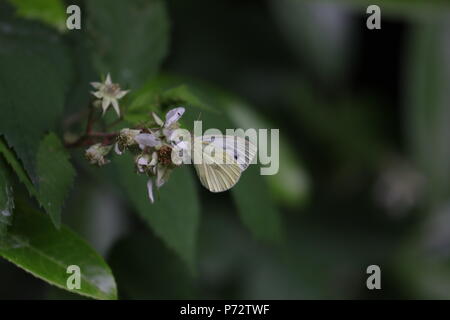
[190,134,257,192]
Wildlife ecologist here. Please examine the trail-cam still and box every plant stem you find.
[65,107,118,148]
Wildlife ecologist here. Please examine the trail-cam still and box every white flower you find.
[91,73,129,117]
[135,132,162,150]
[115,128,141,155]
[85,143,112,166]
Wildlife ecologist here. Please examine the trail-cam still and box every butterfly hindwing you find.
[192,136,242,192]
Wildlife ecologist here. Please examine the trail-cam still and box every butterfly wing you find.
[201,135,257,171]
[193,137,242,193]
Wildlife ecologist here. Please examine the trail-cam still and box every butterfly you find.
[190,134,257,192]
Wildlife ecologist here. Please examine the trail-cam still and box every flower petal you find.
[111,99,121,117]
[116,90,129,99]
[162,128,174,139]
[114,143,122,155]
[150,151,158,166]
[156,165,171,188]
[137,155,150,166]
[91,91,103,99]
[152,112,164,127]
[135,133,161,148]
[164,107,185,127]
[102,98,111,114]
[105,73,112,85]
[91,82,103,89]
[147,179,155,203]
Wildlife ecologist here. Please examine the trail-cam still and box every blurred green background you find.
[1,0,450,299]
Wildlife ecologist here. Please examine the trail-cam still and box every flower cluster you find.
[83,106,188,203]
[83,74,191,203]
[125,107,187,203]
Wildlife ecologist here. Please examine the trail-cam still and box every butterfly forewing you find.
[201,135,257,171]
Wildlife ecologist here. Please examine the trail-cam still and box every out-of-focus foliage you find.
[6,0,66,31]
[393,13,450,299]
[86,0,169,88]
[271,0,355,85]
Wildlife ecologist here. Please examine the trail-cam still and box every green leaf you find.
[232,165,283,243]
[0,162,14,239]
[115,156,200,270]
[0,15,72,182]
[0,135,75,229]
[0,202,117,300]
[0,139,36,199]
[86,0,170,88]
[7,0,67,31]
[161,85,214,113]
[36,133,76,228]
[123,79,214,126]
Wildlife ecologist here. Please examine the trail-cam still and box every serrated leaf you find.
[0,162,14,239]
[86,0,170,88]
[36,133,76,228]
[0,139,36,199]
[7,0,66,31]
[0,201,117,300]
[0,135,75,229]
[0,15,72,182]
[115,155,199,270]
